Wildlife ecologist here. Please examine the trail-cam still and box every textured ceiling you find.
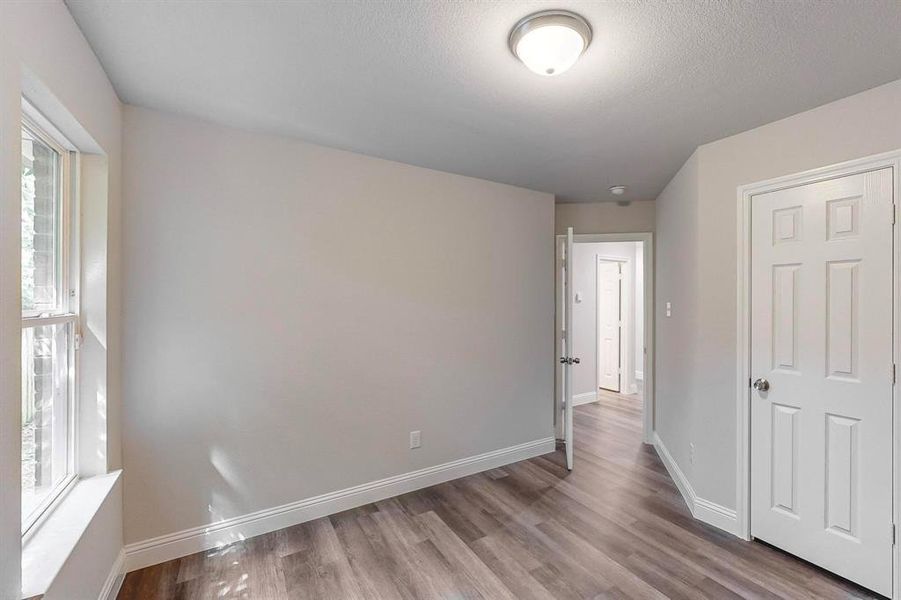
[67,0,901,203]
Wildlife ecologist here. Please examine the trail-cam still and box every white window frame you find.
[20,110,80,536]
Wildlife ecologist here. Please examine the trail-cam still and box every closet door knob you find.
[752,378,770,392]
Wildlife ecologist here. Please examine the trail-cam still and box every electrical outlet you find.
[409,430,421,449]
[689,442,695,465]
[666,301,672,317]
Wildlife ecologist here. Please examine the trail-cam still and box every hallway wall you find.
[556,201,655,235]
[655,78,901,511]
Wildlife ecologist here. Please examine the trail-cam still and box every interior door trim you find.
[735,149,901,599]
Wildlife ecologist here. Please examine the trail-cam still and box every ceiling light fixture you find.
[509,10,592,77]
[609,185,626,195]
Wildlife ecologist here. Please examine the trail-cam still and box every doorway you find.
[555,232,654,461]
[737,155,900,598]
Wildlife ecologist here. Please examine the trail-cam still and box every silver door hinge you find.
[893,363,897,385]
[891,523,896,545]
[893,205,897,225]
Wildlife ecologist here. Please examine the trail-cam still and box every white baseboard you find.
[652,432,695,509]
[99,549,125,600]
[125,436,556,572]
[694,496,740,534]
[572,392,598,406]
[652,432,739,536]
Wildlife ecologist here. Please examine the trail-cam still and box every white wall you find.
[38,475,123,600]
[655,78,901,510]
[121,106,555,545]
[0,34,22,600]
[0,36,22,600]
[571,241,642,398]
[556,201,655,234]
[655,152,700,499]
[0,2,123,597]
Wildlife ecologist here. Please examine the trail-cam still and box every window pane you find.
[21,323,71,522]
[21,127,61,314]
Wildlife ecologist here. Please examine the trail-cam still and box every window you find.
[21,116,77,532]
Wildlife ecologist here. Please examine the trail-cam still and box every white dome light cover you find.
[509,10,592,77]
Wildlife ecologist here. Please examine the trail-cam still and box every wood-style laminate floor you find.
[118,391,881,599]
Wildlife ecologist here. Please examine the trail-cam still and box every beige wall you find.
[121,106,555,545]
[655,78,901,510]
[556,201,655,235]
[654,151,700,500]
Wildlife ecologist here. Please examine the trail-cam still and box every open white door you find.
[561,227,577,470]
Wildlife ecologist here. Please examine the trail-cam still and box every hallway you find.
[118,394,880,599]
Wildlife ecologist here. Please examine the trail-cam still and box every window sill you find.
[21,470,121,599]
[22,474,79,541]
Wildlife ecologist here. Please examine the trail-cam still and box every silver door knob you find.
[572,357,580,364]
[559,357,582,365]
[752,378,770,392]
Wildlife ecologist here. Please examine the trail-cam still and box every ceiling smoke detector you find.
[509,10,592,77]
[609,185,627,196]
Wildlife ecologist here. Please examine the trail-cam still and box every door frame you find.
[555,232,654,444]
[596,255,631,395]
[735,149,901,598]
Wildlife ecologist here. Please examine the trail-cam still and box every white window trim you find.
[20,109,81,537]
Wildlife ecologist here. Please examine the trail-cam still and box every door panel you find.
[771,264,799,371]
[826,260,859,379]
[750,168,893,596]
[825,413,859,537]
[770,402,799,516]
